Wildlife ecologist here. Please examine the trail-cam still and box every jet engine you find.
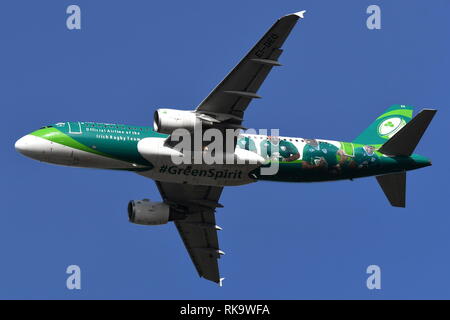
[153,108,201,134]
[128,199,185,225]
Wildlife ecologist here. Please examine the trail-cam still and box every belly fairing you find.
[136,137,264,186]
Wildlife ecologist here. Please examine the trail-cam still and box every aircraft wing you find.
[195,11,306,125]
[155,181,225,284]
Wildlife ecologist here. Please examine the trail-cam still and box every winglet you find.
[219,278,225,287]
[292,10,306,19]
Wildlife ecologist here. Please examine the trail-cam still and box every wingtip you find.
[292,10,306,19]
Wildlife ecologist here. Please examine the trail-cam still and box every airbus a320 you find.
[15,11,436,284]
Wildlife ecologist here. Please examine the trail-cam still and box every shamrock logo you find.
[378,117,403,136]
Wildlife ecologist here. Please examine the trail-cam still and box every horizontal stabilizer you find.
[378,109,437,156]
[376,172,406,207]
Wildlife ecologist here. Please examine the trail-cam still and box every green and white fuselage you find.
[15,116,431,187]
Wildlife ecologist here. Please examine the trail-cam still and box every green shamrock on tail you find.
[384,121,394,128]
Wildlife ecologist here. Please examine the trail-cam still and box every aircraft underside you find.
[15,129,431,187]
[14,11,436,284]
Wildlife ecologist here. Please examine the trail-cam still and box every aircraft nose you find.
[15,135,30,154]
[15,134,50,160]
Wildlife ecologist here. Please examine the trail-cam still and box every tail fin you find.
[353,105,414,146]
[376,172,406,207]
[375,108,436,207]
[378,109,437,156]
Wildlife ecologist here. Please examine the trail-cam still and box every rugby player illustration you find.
[354,145,380,169]
[260,136,300,162]
[236,136,257,153]
[301,139,339,169]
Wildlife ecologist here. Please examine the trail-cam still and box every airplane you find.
[14,11,436,285]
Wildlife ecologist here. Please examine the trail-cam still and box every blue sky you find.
[1,0,449,299]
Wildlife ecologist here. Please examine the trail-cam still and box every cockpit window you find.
[39,126,53,129]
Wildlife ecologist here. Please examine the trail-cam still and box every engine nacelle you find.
[128,199,171,225]
[153,108,201,134]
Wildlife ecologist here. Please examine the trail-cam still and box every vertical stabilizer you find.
[378,109,437,156]
[353,105,414,146]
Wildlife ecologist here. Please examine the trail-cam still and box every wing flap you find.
[175,212,222,282]
[196,12,305,122]
[156,181,224,283]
